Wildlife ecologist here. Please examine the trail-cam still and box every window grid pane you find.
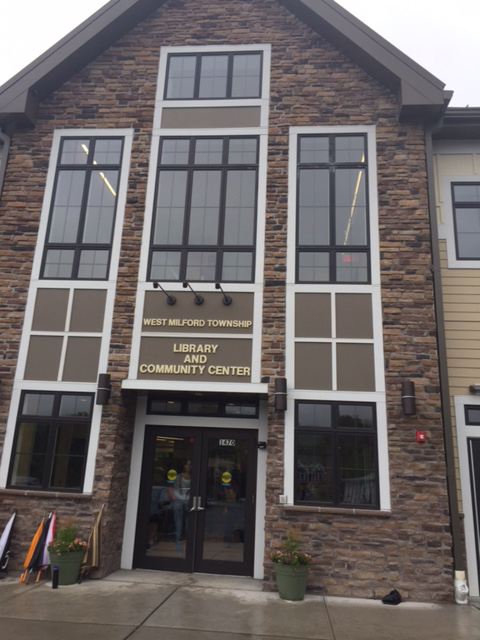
[150,136,258,282]
[9,393,93,492]
[295,401,378,508]
[296,134,370,284]
[42,136,123,280]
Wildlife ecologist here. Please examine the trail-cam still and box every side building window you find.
[8,392,93,492]
[41,137,124,280]
[452,183,480,260]
[295,401,379,508]
[296,134,370,283]
[149,136,258,283]
[165,51,262,100]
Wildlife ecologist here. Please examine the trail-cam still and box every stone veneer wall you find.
[0,0,452,599]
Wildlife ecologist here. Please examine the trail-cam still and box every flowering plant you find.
[48,524,88,555]
[271,529,314,567]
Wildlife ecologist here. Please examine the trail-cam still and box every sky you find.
[0,0,478,107]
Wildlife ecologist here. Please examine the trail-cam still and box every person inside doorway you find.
[170,460,191,553]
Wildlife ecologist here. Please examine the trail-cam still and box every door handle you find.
[196,496,205,511]
[189,496,197,512]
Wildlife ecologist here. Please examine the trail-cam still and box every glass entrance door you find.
[133,426,257,576]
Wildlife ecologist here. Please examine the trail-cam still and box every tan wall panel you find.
[337,344,375,392]
[336,294,373,339]
[62,337,101,382]
[437,154,475,176]
[161,106,261,128]
[295,293,331,338]
[31,289,69,331]
[143,291,254,334]
[24,336,63,380]
[70,290,107,332]
[138,336,252,382]
[295,343,332,390]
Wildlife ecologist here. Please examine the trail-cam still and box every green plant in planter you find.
[271,529,314,601]
[48,522,88,585]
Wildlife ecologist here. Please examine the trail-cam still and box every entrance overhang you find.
[121,379,269,396]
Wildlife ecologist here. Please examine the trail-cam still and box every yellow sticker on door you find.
[167,469,177,483]
[221,471,232,486]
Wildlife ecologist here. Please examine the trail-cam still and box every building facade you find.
[0,0,455,599]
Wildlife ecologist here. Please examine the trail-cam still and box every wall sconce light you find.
[401,380,416,415]
[153,281,176,305]
[469,383,480,395]
[215,283,232,305]
[96,373,112,406]
[274,377,287,412]
[183,282,204,305]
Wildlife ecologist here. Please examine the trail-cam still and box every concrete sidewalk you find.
[0,569,479,640]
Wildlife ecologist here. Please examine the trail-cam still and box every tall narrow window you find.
[41,137,124,280]
[8,392,94,491]
[149,136,258,282]
[295,401,378,508]
[452,183,480,260]
[296,134,370,283]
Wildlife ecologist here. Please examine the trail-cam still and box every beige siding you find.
[433,141,480,510]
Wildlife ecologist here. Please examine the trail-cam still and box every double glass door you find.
[134,426,257,576]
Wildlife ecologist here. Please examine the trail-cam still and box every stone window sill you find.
[283,505,391,517]
[0,488,93,500]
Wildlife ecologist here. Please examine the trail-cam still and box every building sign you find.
[139,291,255,383]
[138,337,252,382]
[142,291,254,334]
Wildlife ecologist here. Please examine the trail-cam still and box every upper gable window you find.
[41,137,125,280]
[165,52,263,100]
[452,183,480,260]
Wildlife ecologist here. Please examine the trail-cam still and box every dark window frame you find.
[40,136,124,281]
[294,400,379,509]
[296,133,371,284]
[465,405,480,426]
[164,51,263,100]
[7,391,94,492]
[451,182,480,261]
[147,391,259,418]
[148,136,259,283]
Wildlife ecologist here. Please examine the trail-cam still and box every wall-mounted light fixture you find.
[401,380,416,415]
[469,383,480,395]
[96,373,112,406]
[153,281,176,305]
[215,283,232,305]
[182,282,204,305]
[274,377,287,412]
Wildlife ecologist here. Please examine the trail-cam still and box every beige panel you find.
[437,154,475,175]
[138,337,252,383]
[31,289,69,331]
[337,344,375,392]
[143,291,254,334]
[295,293,331,338]
[24,336,63,380]
[336,294,373,339]
[62,337,101,382]
[70,290,107,332]
[295,343,332,390]
[161,107,261,129]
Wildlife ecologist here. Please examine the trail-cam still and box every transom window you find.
[147,392,259,417]
[465,405,480,425]
[296,134,370,283]
[295,401,378,508]
[149,136,258,282]
[8,392,94,491]
[452,183,480,260]
[165,52,262,100]
[41,137,124,280]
